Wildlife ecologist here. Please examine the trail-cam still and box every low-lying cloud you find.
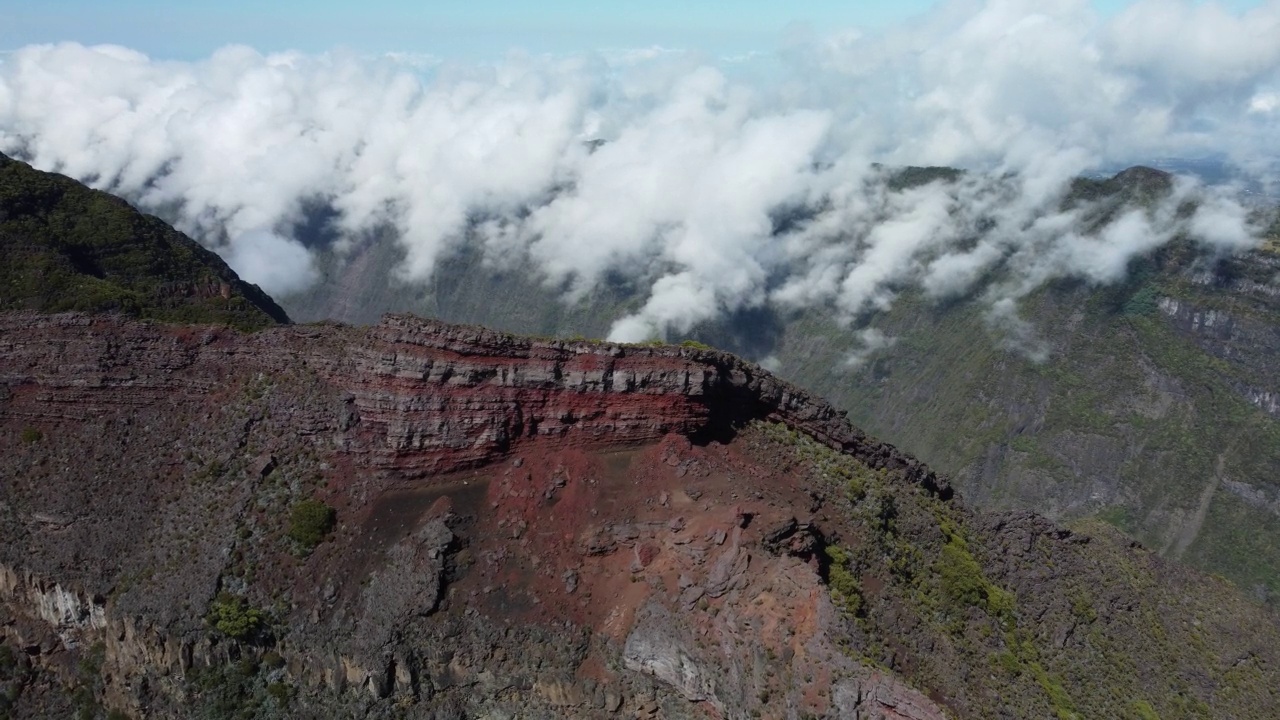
[1,0,1276,349]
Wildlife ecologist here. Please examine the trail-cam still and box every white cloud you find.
[1250,91,1279,114]
[222,229,319,296]
[1106,0,1280,88]
[845,328,898,369]
[0,0,1275,342]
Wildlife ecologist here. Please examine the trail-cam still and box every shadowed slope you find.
[0,152,289,330]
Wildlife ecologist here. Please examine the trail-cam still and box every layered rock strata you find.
[0,311,948,719]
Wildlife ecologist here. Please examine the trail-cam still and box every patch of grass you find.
[265,681,292,708]
[935,525,1015,622]
[19,426,41,444]
[193,459,227,485]
[1122,285,1160,316]
[1129,699,1161,720]
[1095,506,1133,533]
[1030,660,1079,720]
[187,655,267,718]
[1008,435,1036,453]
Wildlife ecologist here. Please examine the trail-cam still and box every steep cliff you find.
[2,312,1278,719]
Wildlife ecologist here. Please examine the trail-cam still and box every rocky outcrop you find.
[1157,295,1280,418]
[0,565,107,641]
[1157,296,1236,339]
[0,310,953,719]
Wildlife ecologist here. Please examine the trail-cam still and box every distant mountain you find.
[0,152,289,330]
[775,177,1280,605]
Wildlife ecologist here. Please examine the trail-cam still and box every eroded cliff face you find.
[5,312,1280,720]
[0,312,948,719]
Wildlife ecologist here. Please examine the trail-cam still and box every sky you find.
[1,0,1278,351]
[2,0,1269,59]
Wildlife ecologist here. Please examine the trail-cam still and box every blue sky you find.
[2,0,1269,59]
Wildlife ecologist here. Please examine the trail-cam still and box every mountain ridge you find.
[0,151,289,330]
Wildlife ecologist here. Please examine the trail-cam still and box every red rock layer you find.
[0,312,949,498]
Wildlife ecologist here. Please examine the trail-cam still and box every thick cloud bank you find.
[1,0,1277,347]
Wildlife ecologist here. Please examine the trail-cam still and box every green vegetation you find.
[1007,435,1036,453]
[886,165,965,191]
[1129,700,1161,720]
[1094,506,1133,532]
[0,643,30,720]
[778,256,1280,604]
[286,498,335,551]
[0,152,288,330]
[71,642,107,720]
[264,682,292,708]
[207,592,267,641]
[187,655,292,720]
[824,545,865,616]
[679,339,715,351]
[936,532,1015,622]
[1122,284,1160,316]
[193,459,228,485]
[18,427,41,444]
[744,419,1280,720]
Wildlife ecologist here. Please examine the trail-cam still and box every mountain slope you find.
[0,152,288,330]
[2,312,1279,719]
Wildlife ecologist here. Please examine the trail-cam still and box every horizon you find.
[3,0,1272,60]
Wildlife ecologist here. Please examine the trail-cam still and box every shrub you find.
[287,499,335,551]
[824,545,865,617]
[1129,700,1160,720]
[937,534,1015,621]
[207,592,265,640]
[19,426,41,444]
[193,459,226,484]
[875,492,898,534]
[266,681,293,707]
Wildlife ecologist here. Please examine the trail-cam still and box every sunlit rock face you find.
[0,311,951,719]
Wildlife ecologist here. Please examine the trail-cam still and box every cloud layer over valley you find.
[1,0,1277,347]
